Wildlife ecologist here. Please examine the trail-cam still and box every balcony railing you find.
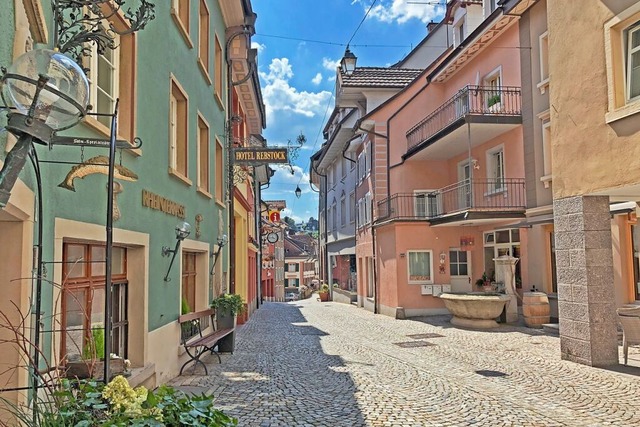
[377,178,526,222]
[406,85,522,151]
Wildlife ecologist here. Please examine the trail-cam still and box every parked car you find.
[285,292,298,302]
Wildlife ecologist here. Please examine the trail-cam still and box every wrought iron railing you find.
[406,85,522,151]
[376,178,526,221]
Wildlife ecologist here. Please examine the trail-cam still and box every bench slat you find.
[179,308,214,324]
[184,328,234,348]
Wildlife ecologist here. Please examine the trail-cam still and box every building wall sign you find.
[142,189,185,219]
[233,147,289,165]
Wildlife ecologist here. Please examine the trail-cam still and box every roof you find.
[340,67,424,88]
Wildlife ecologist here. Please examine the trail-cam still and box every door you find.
[449,249,472,292]
[632,225,640,300]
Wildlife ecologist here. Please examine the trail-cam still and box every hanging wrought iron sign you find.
[233,147,289,165]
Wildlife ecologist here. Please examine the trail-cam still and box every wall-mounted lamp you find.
[210,234,229,275]
[472,158,480,170]
[162,221,191,282]
[295,185,302,198]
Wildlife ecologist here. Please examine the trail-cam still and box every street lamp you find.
[295,185,302,199]
[340,46,357,76]
[0,49,89,206]
[162,221,192,282]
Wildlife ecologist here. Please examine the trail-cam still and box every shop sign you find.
[142,189,185,219]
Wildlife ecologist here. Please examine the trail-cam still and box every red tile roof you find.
[340,67,423,88]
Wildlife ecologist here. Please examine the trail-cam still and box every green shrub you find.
[2,376,237,427]
[82,327,105,360]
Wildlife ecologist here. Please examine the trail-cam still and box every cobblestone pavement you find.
[169,298,640,427]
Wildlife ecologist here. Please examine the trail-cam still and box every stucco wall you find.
[548,0,640,197]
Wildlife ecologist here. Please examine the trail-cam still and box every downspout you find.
[254,177,261,309]
[312,161,329,284]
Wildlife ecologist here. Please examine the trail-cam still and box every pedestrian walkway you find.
[169,298,640,427]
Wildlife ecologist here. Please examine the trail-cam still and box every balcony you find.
[406,86,522,157]
[376,178,526,226]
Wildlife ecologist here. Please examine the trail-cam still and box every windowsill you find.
[170,11,193,48]
[214,91,224,110]
[540,174,552,189]
[537,78,550,94]
[483,187,506,197]
[215,198,226,209]
[82,116,142,157]
[409,282,434,286]
[197,59,212,85]
[605,100,640,124]
[197,187,212,199]
[168,168,192,186]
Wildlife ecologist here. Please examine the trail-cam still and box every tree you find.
[283,216,297,230]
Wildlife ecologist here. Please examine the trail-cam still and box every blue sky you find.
[252,0,445,223]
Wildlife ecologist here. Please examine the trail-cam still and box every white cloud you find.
[259,58,333,126]
[280,208,303,223]
[311,73,323,85]
[322,57,340,71]
[252,41,266,54]
[354,0,442,24]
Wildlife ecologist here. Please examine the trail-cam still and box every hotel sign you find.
[233,147,289,165]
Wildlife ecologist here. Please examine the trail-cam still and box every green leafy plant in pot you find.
[318,283,330,302]
[212,294,245,328]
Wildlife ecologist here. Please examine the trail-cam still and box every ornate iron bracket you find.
[53,0,156,69]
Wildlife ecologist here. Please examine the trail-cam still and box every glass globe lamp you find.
[1,49,89,133]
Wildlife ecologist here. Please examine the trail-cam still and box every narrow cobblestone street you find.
[170,299,640,427]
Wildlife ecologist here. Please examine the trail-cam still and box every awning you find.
[513,202,637,228]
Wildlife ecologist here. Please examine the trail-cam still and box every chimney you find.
[427,21,439,34]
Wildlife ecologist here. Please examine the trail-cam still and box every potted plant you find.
[475,272,493,292]
[487,94,501,112]
[211,294,245,353]
[318,283,330,302]
[65,326,127,380]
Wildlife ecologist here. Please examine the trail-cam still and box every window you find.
[538,31,550,93]
[540,110,552,187]
[487,148,505,191]
[340,193,346,226]
[364,193,372,224]
[198,0,210,81]
[214,35,223,104]
[349,192,356,223]
[215,137,224,202]
[327,206,333,231]
[169,78,189,182]
[449,250,469,276]
[62,243,128,361]
[342,158,347,179]
[407,250,433,284]
[454,19,464,47]
[89,28,119,129]
[287,263,299,272]
[483,229,521,287]
[332,201,337,231]
[414,190,439,218]
[627,24,640,101]
[171,0,192,46]
[197,115,210,195]
[485,69,502,110]
[604,4,640,122]
[83,14,136,143]
[181,252,197,314]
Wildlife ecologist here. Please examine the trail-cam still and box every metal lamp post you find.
[0,47,89,402]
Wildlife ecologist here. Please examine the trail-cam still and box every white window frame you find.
[89,30,120,128]
[349,191,356,223]
[449,249,470,277]
[484,66,502,110]
[454,18,464,47]
[539,109,552,188]
[340,193,346,227]
[537,31,550,93]
[414,190,440,218]
[332,200,337,231]
[407,250,434,285]
[364,192,372,225]
[626,23,640,102]
[486,145,505,193]
[604,4,640,122]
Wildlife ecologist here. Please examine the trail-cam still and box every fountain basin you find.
[439,292,511,329]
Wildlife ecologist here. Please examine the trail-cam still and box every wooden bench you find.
[178,308,234,375]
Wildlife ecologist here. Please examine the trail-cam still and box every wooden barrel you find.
[523,292,550,328]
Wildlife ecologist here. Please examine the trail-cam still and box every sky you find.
[252,0,446,223]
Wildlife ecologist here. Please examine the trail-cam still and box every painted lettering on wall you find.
[141,189,185,219]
